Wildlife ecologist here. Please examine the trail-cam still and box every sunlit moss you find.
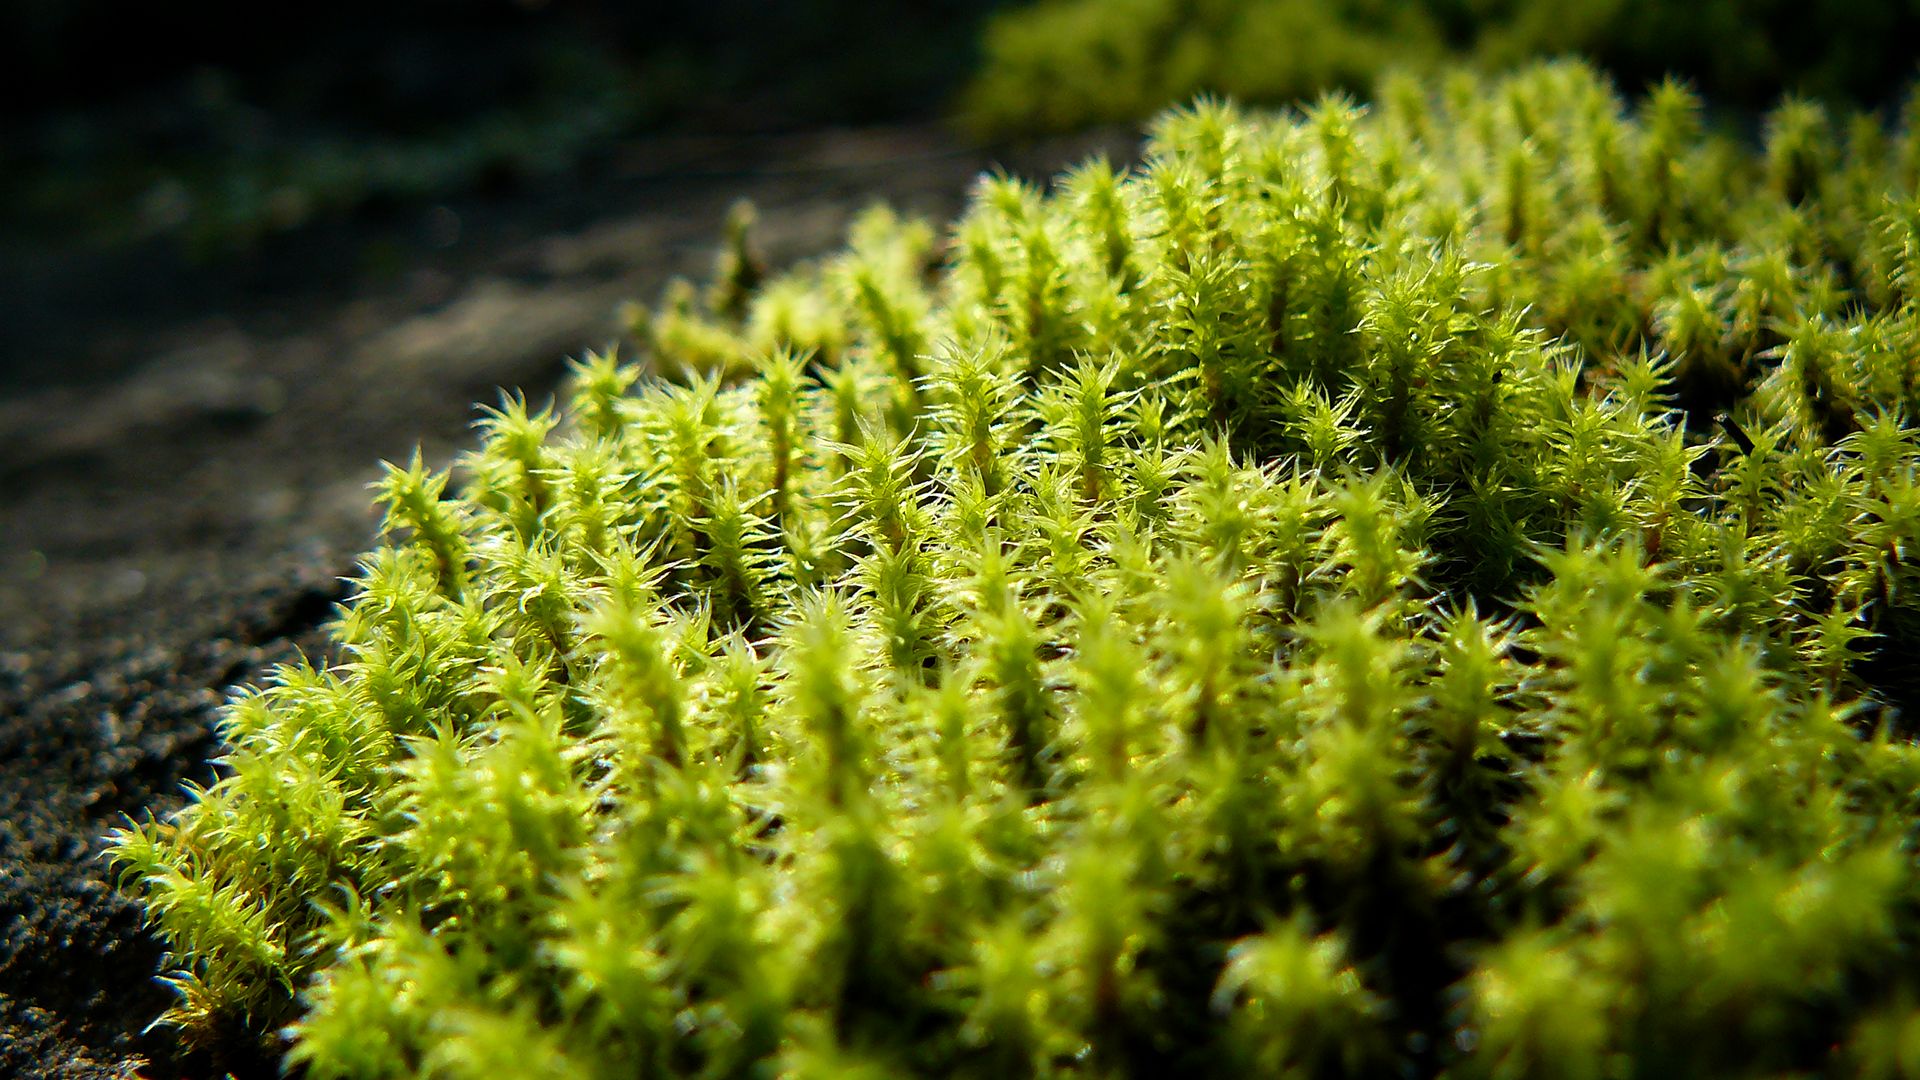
[113,63,1920,1076]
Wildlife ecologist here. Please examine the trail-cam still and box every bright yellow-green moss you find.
[114,63,1920,1077]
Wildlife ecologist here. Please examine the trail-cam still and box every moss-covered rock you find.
[114,63,1920,1076]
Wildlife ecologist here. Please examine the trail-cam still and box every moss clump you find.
[113,62,1920,1077]
[961,0,1920,137]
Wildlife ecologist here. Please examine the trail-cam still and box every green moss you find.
[962,0,1920,137]
[113,62,1920,1076]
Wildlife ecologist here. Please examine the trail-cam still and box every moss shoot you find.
[113,62,1920,1077]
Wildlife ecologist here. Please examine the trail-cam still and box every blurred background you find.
[6,0,1918,261]
[1,2,996,254]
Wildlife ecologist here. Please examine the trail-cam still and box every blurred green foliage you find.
[964,0,1920,135]
[113,62,1920,1076]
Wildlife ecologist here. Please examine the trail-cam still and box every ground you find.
[0,125,1123,1078]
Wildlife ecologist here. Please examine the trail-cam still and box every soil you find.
[0,124,1128,1079]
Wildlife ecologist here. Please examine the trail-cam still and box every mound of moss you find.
[962,0,1920,136]
[113,62,1920,1077]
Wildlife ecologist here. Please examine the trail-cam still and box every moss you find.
[962,0,1920,138]
[113,62,1920,1076]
